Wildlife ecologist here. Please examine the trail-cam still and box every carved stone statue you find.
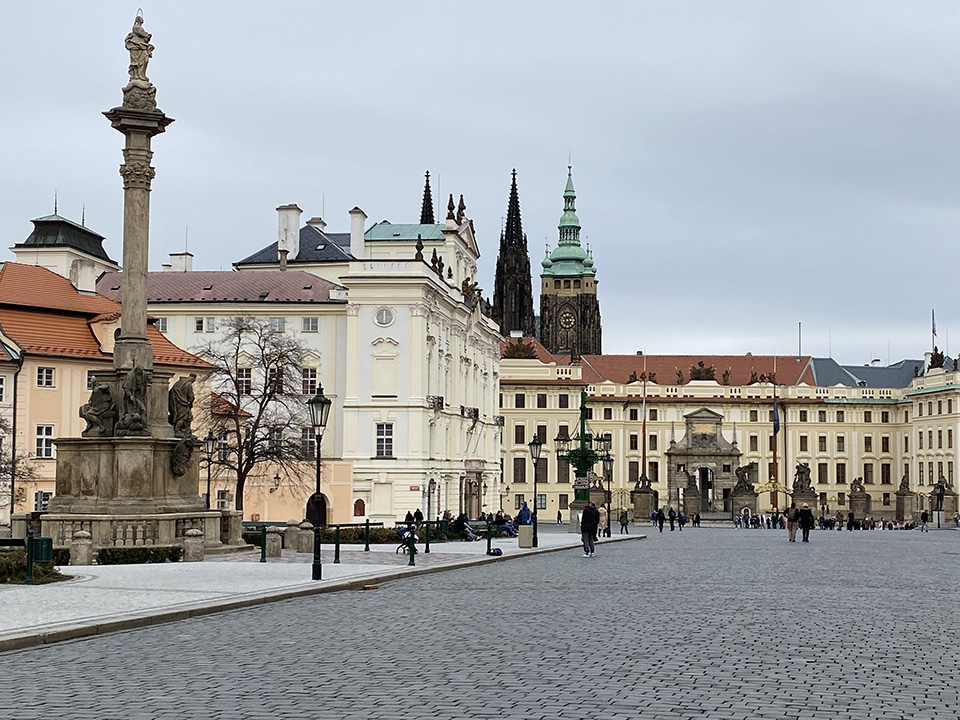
[168,373,197,438]
[733,462,757,492]
[721,369,731,386]
[689,360,716,381]
[637,474,651,490]
[125,13,154,84]
[793,462,813,493]
[684,470,698,489]
[628,371,639,383]
[116,366,150,437]
[170,436,196,478]
[748,371,758,385]
[850,476,866,494]
[898,474,910,492]
[676,369,684,385]
[80,383,117,437]
[930,346,945,371]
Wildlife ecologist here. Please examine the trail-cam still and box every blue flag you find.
[773,399,780,435]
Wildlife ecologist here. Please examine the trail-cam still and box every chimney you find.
[349,206,367,259]
[306,216,327,231]
[70,259,97,294]
[167,252,193,272]
[277,204,302,263]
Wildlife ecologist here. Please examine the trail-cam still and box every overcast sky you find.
[2,2,959,365]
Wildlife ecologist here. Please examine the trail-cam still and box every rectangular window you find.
[881,411,889,423]
[838,492,846,506]
[949,461,954,483]
[950,429,954,449]
[557,458,570,484]
[864,436,873,453]
[629,434,639,451]
[837,435,845,453]
[919,432,924,450]
[558,394,569,409]
[376,423,394,457]
[268,427,282,455]
[950,400,954,414]
[559,494,569,511]
[836,462,846,484]
[904,436,910,452]
[929,462,935,485]
[36,367,54,388]
[537,425,547,443]
[929,402,933,416]
[629,408,638,421]
[749,435,758,452]
[799,410,808,422]
[34,491,51,512]
[267,367,284,395]
[237,368,252,396]
[864,411,872,423]
[558,424,569,442]
[218,430,230,461]
[515,393,525,409]
[836,411,845,423]
[881,463,891,485]
[86,371,96,391]
[301,368,317,396]
[799,435,808,452]
[513,456,526,484]
[938,430,943,449]
[818,410,827,423]
[536,460,548,488]
[938,401,943,415]
[269,317,286,333]
[919,462,925,484]
[929,430,934,448]
[749,410,758,422]
[818,435,827,453]
[205,317,215,333]
[302,317,318,333]
[195,317,205,332]
[629,461,639,484]
[937,461,943,482]
[818,462,828,485]
[537,393,547,409]
[649,434,658,451]
[649,409,658,421]
[882,492,891,506]
[514,494,523,510]
[514,424,525,445]
[881,436,890,453]
[156,317,168,333]
[648,461,659,483]
[586,408,593,420]
[301,427,316,460]
[36,424,55,458]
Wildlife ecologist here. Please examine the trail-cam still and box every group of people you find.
[652,507,687,532]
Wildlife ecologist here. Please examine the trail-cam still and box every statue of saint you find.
[80,383,117,437]
[116,366,150,436]
[168,373,197,438]
[125,13,154,84]
[793,462,813,493]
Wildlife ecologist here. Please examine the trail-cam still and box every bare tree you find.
[192,317,316,512]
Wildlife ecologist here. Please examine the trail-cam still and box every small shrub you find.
[97,546,183,565]
[0,548,67,584]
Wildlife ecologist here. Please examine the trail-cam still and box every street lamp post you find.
[307,385,332,581]
[203,431,216,510]
[528,436,542,548]
[603,452,614,538]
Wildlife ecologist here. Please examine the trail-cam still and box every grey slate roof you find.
[235,226,352,266]
[97,269,346,304]
[15,214,116,263]
[809,358,925,388]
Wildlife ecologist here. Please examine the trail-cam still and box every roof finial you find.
[420,170,435,224]
[456,194,466,224]
[81,203,85,226]
[54,191,58,215]
[567,153,572,173]
[446,193,456,221]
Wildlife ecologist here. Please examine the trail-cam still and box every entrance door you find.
[698,467,714,512]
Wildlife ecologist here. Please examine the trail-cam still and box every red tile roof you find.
[0,263,211,369]
[500,336,570,364]
[98,270,344,304]
[580,354,814,386]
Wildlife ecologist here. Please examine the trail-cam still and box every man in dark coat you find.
[580,503,600,557]
[798,503,816,542]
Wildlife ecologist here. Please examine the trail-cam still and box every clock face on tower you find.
[559,311,576,329]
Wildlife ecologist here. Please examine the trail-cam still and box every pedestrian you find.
[668,507,676,531]
[656,508,665,533]
[847,511,855,532]
[598,504,608,540]
[413,508,424,526]
[557,509,563,525]
[954,511,959,529]
[677,512,685,531]
[785,502,800,542]
[798,502,815,542]
[619,509,629,534]
[920,509,929,532]
[518,502,532,525]
[580,502,600,557]
[404,510,414,524]
[651,511,657,527]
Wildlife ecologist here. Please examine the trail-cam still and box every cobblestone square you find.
[1,526,957,719]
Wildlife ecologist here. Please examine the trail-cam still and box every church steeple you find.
[420,170,435,224]
[491,169,535,338]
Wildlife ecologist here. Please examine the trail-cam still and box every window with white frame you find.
[217,429,230,461]
[0,376,6,403]
[269,317,286,333]
[237,368,252,395]
[301,427,316,460]
[268,427,282,455]
[376,423,394,457]
[302,368,317,395]
[36,425,55,458]
[86,371,96,391]
[302,317,318,333]
[195,317,215,333]
[156,317,168,333]
[36,367,55,388]
[267,367,284,395]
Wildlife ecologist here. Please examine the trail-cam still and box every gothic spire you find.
[420,170,435,224]
[491,169,535,338]
[502,168,524,246]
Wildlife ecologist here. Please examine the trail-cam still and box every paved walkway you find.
[2,525,957,720]
[0,523,630,653]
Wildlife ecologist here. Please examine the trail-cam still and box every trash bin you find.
[518,524,533,548]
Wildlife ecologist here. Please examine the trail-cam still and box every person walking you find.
[656,507,665,533]
[667,507,676,531]
[557,509,563,525]
[798,503,815,542]
[677,511,686,531]
[846,511,855,532]
[598,504,608,540]
[581,502,600,557]
[785,502,800,542]
[619,509,629,534]
[920,509,929,532]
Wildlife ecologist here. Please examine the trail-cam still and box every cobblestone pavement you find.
[2,526,958,719]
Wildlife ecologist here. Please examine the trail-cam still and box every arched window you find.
[353,499,365,517]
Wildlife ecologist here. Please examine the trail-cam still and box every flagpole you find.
[772,356,779,513]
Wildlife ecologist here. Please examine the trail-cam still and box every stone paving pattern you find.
[2,526,958,719]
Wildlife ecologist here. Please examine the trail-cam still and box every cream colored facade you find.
[499,356,960,522]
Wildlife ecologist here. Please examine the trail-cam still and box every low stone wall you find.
[23,511,224,550]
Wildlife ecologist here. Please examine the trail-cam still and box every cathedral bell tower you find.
[491,169,536,337]
[539,163,602,358]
